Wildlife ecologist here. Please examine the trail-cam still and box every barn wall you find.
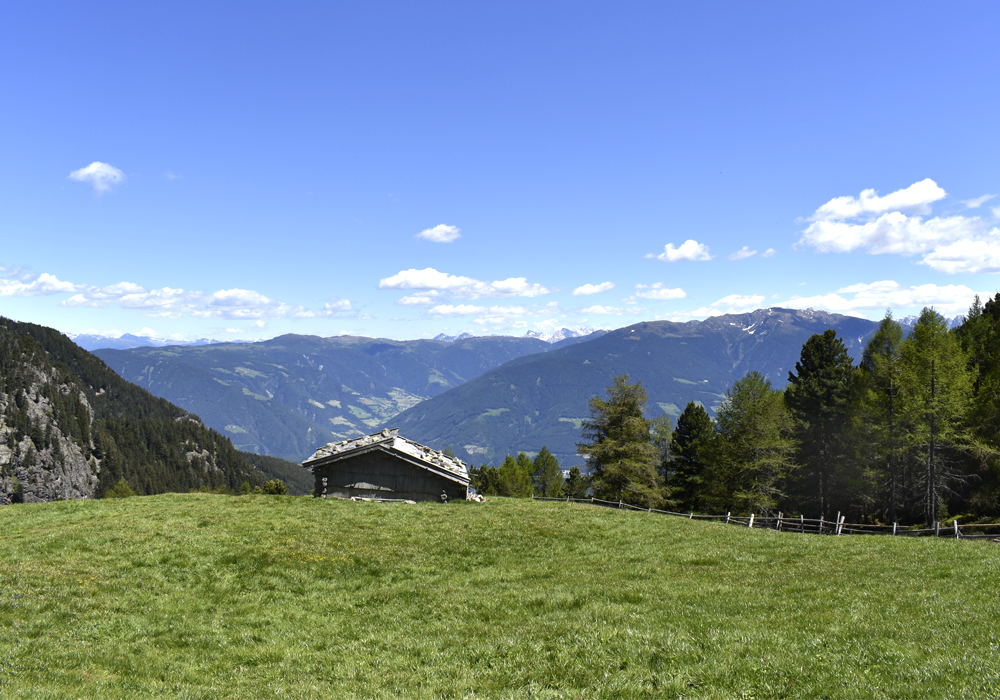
[313,451,468,502]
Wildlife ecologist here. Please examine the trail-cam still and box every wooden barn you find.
[304,428,470,502]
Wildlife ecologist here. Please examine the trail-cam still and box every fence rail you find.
[531,496,1000,541]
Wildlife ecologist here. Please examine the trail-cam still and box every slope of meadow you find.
[1,495,998,699]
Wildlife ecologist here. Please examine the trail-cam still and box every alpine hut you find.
[304,428,470,502]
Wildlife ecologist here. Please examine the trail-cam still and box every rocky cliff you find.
[0,317,269,505]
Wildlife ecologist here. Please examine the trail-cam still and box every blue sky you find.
[2,1,999,342]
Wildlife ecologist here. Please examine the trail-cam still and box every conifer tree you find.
[498,453,533,497]
[578,374,665,508]
[859,311,905,522]
[532,446,564,497]
[563,466,589,498]
[716,371,795,515]
[669,401,721,512]
[785,329,856,519]
[956,294,1000,513]
[900,307,973,525]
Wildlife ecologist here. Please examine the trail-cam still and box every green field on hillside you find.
[1,495,998,699]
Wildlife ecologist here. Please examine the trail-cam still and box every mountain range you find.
[70,333,228,351]
[90,308,923,466]
[384,308,894,466]
[93,333,601,461]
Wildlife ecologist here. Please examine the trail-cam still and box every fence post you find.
[800,514,804,533]
[726,512,731,524]
[954,519,960,539]
[749,513,755,529]
[935,521,940,537]
[893,521,897,536]
[835,512,840,534]
[777,512,783,531]
[819,517,824,534]
[689,512,693,519]
[837,515,845,535]
[619,499,623,509]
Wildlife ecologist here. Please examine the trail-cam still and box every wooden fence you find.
[532,496,1000,541]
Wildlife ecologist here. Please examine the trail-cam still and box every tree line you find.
[472,298,1000,526]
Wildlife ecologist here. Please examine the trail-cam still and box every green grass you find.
[1,496,999,699]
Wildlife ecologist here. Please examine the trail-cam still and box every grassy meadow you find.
[1,494,998,699]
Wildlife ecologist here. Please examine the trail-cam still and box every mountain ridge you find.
[383,308,896,467]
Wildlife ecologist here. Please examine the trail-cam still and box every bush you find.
[254,479,288,495]
[105,478,137,499]
[11,477,24,504]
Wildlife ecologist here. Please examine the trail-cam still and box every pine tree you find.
[532,446,564,497]
[469,464,502,496]
[497,453,532,497]
[955,294,1000,514]
[578,374,665,508]
[900,307,973,526]
[668,401,721,512]
[858,311,905,522]
[785,329,856,519]
[564,466,589,498]
[716,371,796,515]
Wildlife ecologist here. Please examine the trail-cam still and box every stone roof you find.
[303,428,470,483]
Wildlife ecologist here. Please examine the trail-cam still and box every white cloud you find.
[69,161,125,195]
[426,304,486,316]
[0,272,78,296]
[761,248,776,258]
[712,294,764,309]
[727,246,757,260]
[810,178,945,221]
[24,271,359,321]
[573,282,614,296]
[992,206,1000,219]
[919,238,1000,274]
[425,302,563,329]
[801,211,979,255]
[652,308,723,322]
[62,294,104,308]
[416,224,461,243]
[781,280,984,316]
[798,179,1000,273]
[396,291,443,307]
[962,194,996,209]
[378,267,550,299]
[581,305,623,315]
[646,239,713,262]
[324,299,352,312]
[629,283,686,301]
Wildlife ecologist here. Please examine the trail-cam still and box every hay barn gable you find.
[304,428,470,501]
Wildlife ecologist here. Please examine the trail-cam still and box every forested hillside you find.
[95,333,576,460]
[389,308,889,465]
[0,317,272,504]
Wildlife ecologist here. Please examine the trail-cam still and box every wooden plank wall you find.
[314,451,468,502]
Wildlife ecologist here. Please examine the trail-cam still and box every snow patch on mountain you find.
[523,327,604,343]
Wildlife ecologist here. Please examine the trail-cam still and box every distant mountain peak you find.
[524,327,603,343]
[433,332,479,342]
